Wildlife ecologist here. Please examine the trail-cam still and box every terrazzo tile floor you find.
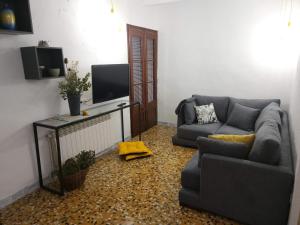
[0,125,240,225]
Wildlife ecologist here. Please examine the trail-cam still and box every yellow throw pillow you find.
[208,134,255,146]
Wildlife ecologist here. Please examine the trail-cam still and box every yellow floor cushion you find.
[208,134,256,146]
[118,141,153,161]
[125,152,152,161]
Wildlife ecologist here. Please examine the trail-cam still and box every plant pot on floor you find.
[67,94,81,116]
[62,169,88,191]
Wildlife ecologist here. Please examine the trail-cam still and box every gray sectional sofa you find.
[172,95,294,225]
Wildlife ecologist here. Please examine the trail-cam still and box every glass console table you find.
[33,101,141,195]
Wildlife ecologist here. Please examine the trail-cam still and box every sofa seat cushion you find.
[178,122,222,140]
[181,152,201,191]
[215,124,252,135]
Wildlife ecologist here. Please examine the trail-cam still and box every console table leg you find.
[33,124,43,188]
[120,108,125,142]
[55,129,64,196]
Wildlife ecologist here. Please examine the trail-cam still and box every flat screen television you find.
[92,64,130,104]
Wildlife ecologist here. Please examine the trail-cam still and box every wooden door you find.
[127,24,158,137]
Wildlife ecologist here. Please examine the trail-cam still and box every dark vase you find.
[67,94,81,116]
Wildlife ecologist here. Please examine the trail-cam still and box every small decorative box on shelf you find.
[20,47,66,80]
[0,0,33,34]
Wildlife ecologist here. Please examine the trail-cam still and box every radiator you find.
[48,114,112,167]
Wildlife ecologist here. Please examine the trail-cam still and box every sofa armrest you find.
[196,137,249,167]
[199,154,293,225]
[175,97,195,127]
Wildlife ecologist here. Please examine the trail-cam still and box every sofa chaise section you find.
[174,95,294,225]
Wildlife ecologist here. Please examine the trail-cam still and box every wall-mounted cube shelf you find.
[21,47,66,80]
[0,0,33,34]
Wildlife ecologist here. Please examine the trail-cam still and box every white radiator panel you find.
[48,114,114,165]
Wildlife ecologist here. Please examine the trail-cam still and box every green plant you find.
[58,59,91,100]
[62,158,80,176]
[75,150,96,170]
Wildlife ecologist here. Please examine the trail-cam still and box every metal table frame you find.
[33,102,141,196]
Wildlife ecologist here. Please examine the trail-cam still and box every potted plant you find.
[62,150,95,191]
[58,59,91,116]
[76,150,96,170]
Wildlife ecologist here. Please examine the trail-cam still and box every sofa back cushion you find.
[249,121,281,165]
[197,136,249,167]
[226,103,260,131]
[192,95,229,122]
[184,101,196,124]
[227,98,280,120]
[255,102,283,132]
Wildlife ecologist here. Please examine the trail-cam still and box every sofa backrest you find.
[227,97,281,120]
[278,111,293,172]
[192,95,229,123]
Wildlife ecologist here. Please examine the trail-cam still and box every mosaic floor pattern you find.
[0,125,240,225]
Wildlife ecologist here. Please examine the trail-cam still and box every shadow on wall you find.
[0,47,25,85]
[0,125,33,154]
[0,124,38,187]
[289,56,300,166]
[288,54,300,225]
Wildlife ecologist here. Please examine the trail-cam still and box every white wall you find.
[0,0,161,206]
[155,1,300,223]
[155,0,298,124]
[2,2,300,223]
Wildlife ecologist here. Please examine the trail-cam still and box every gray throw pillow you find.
[255,102,283,132]
[249,121,281,165]
[196,136,249,167]
[184,101,196,125]
[226,103,260,131]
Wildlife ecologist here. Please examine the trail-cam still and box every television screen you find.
[92,64,130,104]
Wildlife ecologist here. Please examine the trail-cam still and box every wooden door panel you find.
[131,104,145,138]
[127,26,145,137]
[145,34,157,129]
[127,24,157,137]
[147,99,157,128]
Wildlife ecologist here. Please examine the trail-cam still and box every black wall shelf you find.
[21,47,66,80]
[0,0,33,34]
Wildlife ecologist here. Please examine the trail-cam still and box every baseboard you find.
[158,121,176,127]
[0,182,39,209]
[0,136,131,209]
